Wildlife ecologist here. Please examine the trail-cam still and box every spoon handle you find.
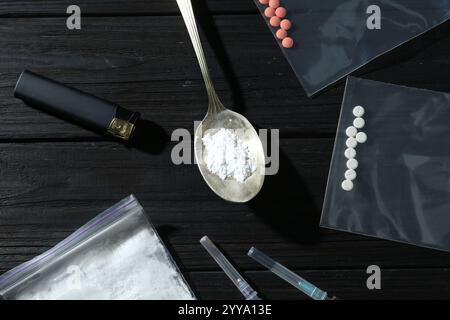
[176,0,224,113]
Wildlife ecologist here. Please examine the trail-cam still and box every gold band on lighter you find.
[107,118,136,141]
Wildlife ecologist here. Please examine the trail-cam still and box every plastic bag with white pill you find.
[321,76,450,252]
[254,0,450,96]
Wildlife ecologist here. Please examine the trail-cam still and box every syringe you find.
[248,247,335,300]
[200,236,261,300]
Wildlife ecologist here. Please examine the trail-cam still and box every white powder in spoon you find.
[202,128,257,183]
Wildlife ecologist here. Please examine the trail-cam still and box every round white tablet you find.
[353,117,365,129]
[346,137,357,148]
[344,148,356,159]
[347,158,358,170]
[341,179,354,191]
[345,126,357,137]
[356,132,367,143]
[345,169,357,180]
[353,106,365,117]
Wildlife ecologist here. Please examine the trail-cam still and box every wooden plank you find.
[0,8,449,300]
[0,17,449,138]
[0,78,341,139]
[2,139,450,276]
[173,241,450,271]
[0,138,333,242]
[0,0,256,17]
[4,237,450,273]
[188,268,450,300]
[0,15,341,138]
[0,265,445,299]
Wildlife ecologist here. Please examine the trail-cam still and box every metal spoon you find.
[176,0,265,203]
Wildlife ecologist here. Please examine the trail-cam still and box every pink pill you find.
[282,37,294,48]
[264,7,275,18]
[270,16,281,27]
[259,0,270,4]
[269,0,280,9]
[280,19,292,30]
[275,7,287,18]
[276,28,287,40]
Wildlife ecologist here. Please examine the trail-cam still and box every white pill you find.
[347,158,358,170]
[345,169,357,180]
[346,137,357,148]
[345,126,357,137]
[356,132,367,143]
[341,179,354,191]
[344,148,356,159]
[353,117,365,129]
[353,106,365,117]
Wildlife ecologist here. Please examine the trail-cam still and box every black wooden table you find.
[1,1,450,300]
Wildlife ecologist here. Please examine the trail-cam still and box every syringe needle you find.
[248,247,329,300]
[200,236,261,300]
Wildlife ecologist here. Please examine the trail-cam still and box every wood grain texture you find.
[188,268,450,300]
[0,17,449,138]
[0,15,340,138]
[0,0,256,16]
[1,141,450,300]
[1,0,450,300]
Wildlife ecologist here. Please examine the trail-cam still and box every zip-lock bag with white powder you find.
[0,195,195,300]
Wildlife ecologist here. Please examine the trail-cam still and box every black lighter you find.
[14,70,141,142]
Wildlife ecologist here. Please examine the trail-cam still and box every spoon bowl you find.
[195,109,265,202]
[177,0,265,202]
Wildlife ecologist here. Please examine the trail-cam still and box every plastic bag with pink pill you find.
[321,76,450,252]
[254,0,450,96]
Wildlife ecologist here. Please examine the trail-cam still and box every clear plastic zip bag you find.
[321,77,450,252]
[254,0,450,96]
[0,195,196,300]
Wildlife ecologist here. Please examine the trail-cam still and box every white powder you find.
[16,227,195,300]
[202,128,257,183]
